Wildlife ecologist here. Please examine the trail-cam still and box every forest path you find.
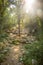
[1,32,36,65]
[1,44,24,65]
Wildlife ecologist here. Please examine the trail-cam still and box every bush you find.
[20,41,43,65]
[0,33,10,63]
[0,42,10,63]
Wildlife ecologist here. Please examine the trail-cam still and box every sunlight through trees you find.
[0,0,43,65]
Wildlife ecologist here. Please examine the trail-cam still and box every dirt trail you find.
[1,44,24,65]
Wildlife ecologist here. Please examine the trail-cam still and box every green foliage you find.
[0,33,8,42]
[20,41,43,65]
[0,42,10,63]
[0,32,10,63]
[11,39,20,45]
[0,0,43,65]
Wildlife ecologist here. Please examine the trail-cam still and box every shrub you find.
[20,41,43,65]
[0,33,10,63]
[0,42,10,63]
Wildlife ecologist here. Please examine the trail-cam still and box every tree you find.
[15,0,24,36]
[0,0,10,33]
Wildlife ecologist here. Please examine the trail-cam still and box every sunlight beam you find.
[24,0,35,13]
